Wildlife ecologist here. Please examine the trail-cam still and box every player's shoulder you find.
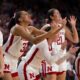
[11,24,22,32]
[43,24,51,28]
[42,24,51,31]
[10,24,22,35]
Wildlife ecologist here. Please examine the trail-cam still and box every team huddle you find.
[0,8,80,80]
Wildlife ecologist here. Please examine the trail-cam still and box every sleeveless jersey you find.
[42,23,66,54]
[3,32,29,58]
[51,24,66,55]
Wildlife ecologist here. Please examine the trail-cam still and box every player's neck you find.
[20,22,29,28]
[51,20,60,24]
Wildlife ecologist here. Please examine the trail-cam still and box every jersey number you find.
[57,36,62,45]
[20,43,28,53]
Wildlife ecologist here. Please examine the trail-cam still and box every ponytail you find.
[8,11,25,30]
[8,17,16,30]
[8,11,21,30]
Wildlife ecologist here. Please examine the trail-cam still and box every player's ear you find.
[19,18,22,22]
[50,15,53,20]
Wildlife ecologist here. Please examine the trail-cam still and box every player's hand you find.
[67,46,79,62]
[0,69,4,78]
[69,46,79,55]
[68,15,77,27]
[51,21,63,30]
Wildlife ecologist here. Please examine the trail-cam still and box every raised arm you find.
[28,26,46,36]
[65,16,79,44]
[13,24,63,44]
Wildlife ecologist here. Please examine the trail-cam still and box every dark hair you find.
[8,17,16,30]
[8,11,22,30]
[47,8,56,23]
[45,26,51,32]
[15,11,22,24]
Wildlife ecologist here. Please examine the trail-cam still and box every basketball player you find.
[2,10,63,80]
[0,30,4,78]
[41,8,79,80]
[75,49,80,80]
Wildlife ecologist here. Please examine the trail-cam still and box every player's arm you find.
[13,25,63,44]
[56,46,79,65]
[28,26,46,36]
[65,16,79,44]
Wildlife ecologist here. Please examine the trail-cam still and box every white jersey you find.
[0,31,3,46]
[3,33,29,58]
[18,40,52,80]
[21,40,50,69]
[40,24,67,73]
[43,23,66,55]
[51,24,66,55]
